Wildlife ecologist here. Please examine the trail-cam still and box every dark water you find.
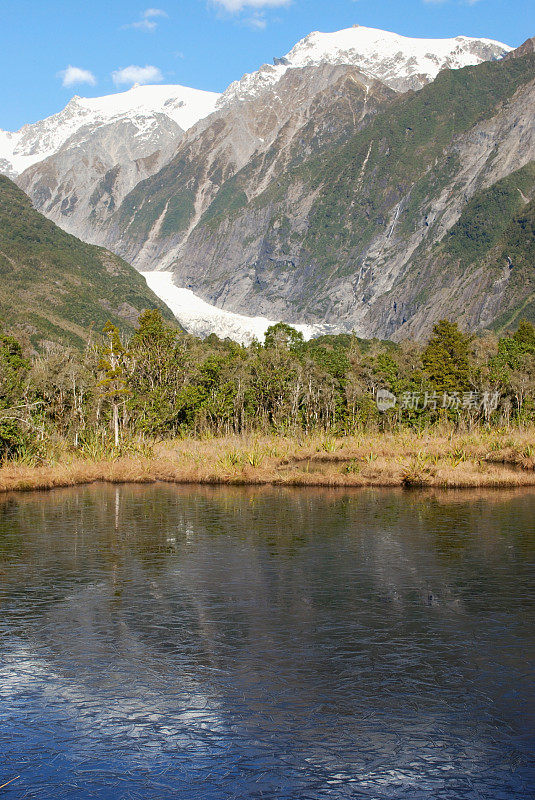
[0,485,534,799]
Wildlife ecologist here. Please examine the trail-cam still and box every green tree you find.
[0,326,33,458]
[512,319,535,352]
[494,320,535,416]
[98,322,130,446]
[422,320,471,394]
[264,323,304,352]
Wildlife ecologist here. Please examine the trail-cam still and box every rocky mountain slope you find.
[8,27,508,259]
[1,83,220,177]
[17,114,181,246]
[115,42,534,340]
[104,63,396,270]
[0,176,173,349]
[219,25,509,102]
[393,164,535,337]
[3,26,530,342]
[4,84,220,244]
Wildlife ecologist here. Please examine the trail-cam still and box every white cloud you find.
[58,65,97,87]
[124,8,168,32]
[112,65,164,86]
[130,18,158,30]
[144,8,168,17]
[245,12,267,28]
[212,0,290,12]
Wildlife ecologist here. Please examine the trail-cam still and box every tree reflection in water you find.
[0,485,534,799]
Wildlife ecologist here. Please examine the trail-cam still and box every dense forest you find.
[0,175,173,349]
[1,312,535,462]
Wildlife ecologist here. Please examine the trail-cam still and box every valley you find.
[3,26,532,343]
[2,13,535,800]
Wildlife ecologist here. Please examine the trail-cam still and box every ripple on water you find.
[0,484,534,799]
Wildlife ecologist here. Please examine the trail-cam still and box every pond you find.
[0,485,534,799]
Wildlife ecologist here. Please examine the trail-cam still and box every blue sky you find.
[1,0,533,129]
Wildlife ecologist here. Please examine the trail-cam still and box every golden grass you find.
[1,428,535,493]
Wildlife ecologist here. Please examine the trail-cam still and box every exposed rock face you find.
[2,84,220,246]
[1,84,220,176]
[504,36,535,60]
[17,115,182,245]
[6,26,509,266]
[4,26,530,342]
[103,64,396,271]
[153,54,535,339]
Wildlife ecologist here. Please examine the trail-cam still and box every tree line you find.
[1,311,535,461]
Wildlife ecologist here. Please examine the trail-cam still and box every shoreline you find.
[1,431,535,494]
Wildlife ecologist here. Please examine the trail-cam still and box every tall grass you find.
[1,427,534,494]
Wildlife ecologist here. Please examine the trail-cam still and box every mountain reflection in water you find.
[0,485,534,799]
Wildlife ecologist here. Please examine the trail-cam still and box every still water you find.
[0,484,534,799]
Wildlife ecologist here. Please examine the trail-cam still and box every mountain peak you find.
[219,26,511,106]
[504,35,535,59]
[0,83,221,177]
[73,83,220,129]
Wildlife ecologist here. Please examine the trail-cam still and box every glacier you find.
[142,271,338,345]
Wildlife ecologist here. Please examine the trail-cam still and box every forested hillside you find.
[0,176,174,349]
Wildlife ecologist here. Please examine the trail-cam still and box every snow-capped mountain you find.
[109,33,534,345]
[98,26,511,278]
[219,26,511,106]
[8,83,220,246]
[1,25,524,345]
[0,26,509,180]
[0,83,220,178]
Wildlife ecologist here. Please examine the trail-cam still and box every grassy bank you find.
[1,429,535,493]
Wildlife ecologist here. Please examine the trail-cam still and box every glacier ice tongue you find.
[142,271,338,345]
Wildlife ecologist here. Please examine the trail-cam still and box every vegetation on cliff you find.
[152,50,535,335]
[0,176,174,349]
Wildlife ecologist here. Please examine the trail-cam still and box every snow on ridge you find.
[287,27,510,71]
[0,84,220,177]
[142,271,338,345]
[0,26,512,175]
[218,25,511,106]
[74,83,221,132]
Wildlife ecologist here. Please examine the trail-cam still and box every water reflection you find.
[0,485,534,798]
